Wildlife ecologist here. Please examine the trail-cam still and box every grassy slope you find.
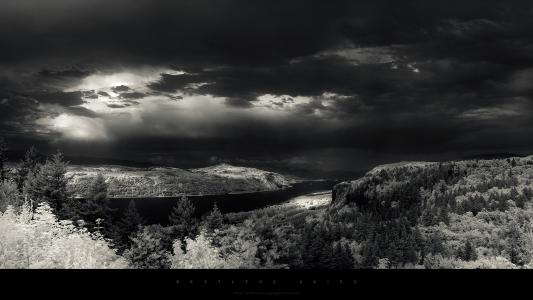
[66,163,294,198]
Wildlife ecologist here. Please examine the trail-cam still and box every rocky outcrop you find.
[329,161,434,212]
[330,177,372,212]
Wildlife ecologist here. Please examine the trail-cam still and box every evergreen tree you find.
[75,174,115,231]
[116,200,145,249]
[361,240,378,268]
[462,240,477,261]
[169,196,195,225]
[168,196,197,239]
[426,232,445,255]
[0,179,22,212]
[16,146,40,191]
[205,202,223,231]
[0,138,8,181]
[506,223,530,266]
[23,151,68,213]
[515,193,527,209]
[319,241,334,268]
[123,225,171,269]
[300,223,318,267]
[413,227,426,264]
[332,243,354,269]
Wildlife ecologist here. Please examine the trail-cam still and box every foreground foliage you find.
[0,202,128,269]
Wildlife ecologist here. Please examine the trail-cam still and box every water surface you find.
[110,180,338,225]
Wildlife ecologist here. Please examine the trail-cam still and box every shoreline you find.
[74,179,338,199]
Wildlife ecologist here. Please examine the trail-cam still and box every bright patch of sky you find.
[67,66,169,92]
[460,106,521,120]
[41,65,355,143]
[37,114,109,141]
[255,94,313,110]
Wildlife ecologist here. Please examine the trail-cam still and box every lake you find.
[109,180,339,225]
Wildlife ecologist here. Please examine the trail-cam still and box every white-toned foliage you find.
[0,202,128,269]
[169,227,260,269]
[170,230,230,269]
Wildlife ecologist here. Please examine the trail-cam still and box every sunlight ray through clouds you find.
[39,114,109,141]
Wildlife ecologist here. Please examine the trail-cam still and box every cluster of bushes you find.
[0,202,128,269]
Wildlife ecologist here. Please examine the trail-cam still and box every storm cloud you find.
[2,0,533,172]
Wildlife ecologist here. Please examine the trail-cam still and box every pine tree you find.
[0,179,22,212]
[511,158,517,167]
[116,200,145,249]
[16,146,40,191]
[331,243,354,269]
[123,226,171,269]
[76,174,115,231]
[23,151,69,213]
[0,138,8,181]
[319,241,334,268]
[300,223,316,267]
[342,244,355,268]
[168,196,197,239]
[361,240,379,268]
[506,223,529,266]
[205,202,224,232]
[169,196,195,225]
[462,240,477,261]
[427,232,445,255]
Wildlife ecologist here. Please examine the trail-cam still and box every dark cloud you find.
[37,66,91,79]
[168,95,183,101]
[81,90,99,99]
[2,0,533,172]
[118,91,146,100]
[106,103,129,109]
[149,58,422,104]
[65,106,99,118]
[148,74,202,93]
[30,91,85,106]
[111,85,131,93]
[0,0,359,69]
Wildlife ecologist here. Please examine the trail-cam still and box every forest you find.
[2,137,533,269]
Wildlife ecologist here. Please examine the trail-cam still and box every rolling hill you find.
[67,163,295,198]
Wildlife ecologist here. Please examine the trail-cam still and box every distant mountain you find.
[67,163,294,198]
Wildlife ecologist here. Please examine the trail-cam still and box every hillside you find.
[191,163,293,190]
[66,163,294,198]
[327,156,533,268]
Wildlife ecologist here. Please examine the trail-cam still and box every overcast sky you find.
[2,0,533,172]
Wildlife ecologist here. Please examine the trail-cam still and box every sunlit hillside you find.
[66,164,294,197]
